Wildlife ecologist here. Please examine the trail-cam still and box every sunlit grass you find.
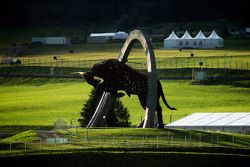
[0,78,249,127]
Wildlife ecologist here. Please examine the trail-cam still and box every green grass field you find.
[0,33,250,161]
[0,78,249,128]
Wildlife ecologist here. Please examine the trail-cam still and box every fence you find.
[1,128,250,153]
[1,56,249,70]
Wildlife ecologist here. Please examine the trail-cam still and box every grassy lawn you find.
[0,78,249,128]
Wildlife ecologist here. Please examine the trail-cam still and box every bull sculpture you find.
[74,59,176,128]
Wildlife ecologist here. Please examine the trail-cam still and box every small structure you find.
[165,113,250,134]
[87,31,128,43]
[31,37,71,45]
[192,69,207,81]
[38,131,69,144]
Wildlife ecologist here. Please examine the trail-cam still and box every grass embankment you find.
[0,128,250,166]
[0,78,249,129]
[1,128,250,152]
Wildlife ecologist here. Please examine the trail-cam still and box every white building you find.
[31,37,71,45]
[165,113,250,134]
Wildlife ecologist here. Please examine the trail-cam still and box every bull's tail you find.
[158,81,176,110]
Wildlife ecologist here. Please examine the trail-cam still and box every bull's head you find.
[72,71,104,87]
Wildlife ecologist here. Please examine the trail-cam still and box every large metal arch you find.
[118,30,157,128]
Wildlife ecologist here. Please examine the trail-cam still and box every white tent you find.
[207,30,224,48]
[179,30,193,48]
[163,30,224,49]
[165,113,250,134]
[193,30,207,48]
[113,31,128,39]
[89,33,115,40]
[164,31,179,48]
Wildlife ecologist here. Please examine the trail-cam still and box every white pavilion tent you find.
[207,30,224,48]
[193,30,207,48]
[163,30,224,49]
[179,30,193,48]
[164,31,179,48]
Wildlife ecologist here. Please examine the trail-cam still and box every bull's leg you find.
[137,95,146,128]
[156,103,164,128]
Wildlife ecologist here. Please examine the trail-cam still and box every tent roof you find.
[208,30,222,39]
[165,31,179,40]
[194,30,207,39]
[180,30,193,39]
[90,33,115,37]
[113,31,128,39]
[166,113,250,127]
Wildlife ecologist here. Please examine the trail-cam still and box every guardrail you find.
[1,57,249,70]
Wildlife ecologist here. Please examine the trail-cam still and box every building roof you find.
[90,33,115,37]
[166,113,250,127]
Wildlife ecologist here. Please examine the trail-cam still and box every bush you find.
[78,88,131,127]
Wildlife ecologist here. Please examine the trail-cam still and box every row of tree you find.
[1,0,249,27]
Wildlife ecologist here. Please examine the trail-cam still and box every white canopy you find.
[180,30,193,39]
[193,30,207,48]
[179,30,193,48]
[194,30,207,39]
[164,31,180,48]
[166,31,179,39]
[208,30,222,39]
[207,30,224,48]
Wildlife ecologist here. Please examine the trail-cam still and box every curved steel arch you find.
[118,30,157,128]
[87,30,157,128]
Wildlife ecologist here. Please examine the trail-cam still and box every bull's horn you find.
[71,72,86,77]
[93,76,104,84]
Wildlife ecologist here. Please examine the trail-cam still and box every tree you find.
[78,88,131,127]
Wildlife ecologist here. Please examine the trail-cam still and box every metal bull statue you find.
[74,59,176,128]
[73,30,176,128]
